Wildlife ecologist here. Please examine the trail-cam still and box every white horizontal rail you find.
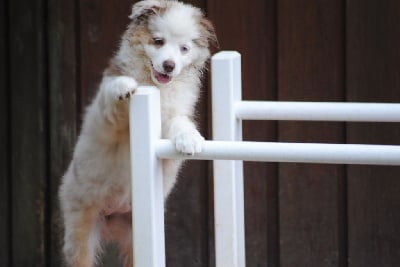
[155,139,400,166]
[236,101,400,122]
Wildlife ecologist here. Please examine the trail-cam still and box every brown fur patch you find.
[72,206,98,267]
[196,17,219,48]
[102,213,133,267]
[130,3,166,26]
[129,26,152,47]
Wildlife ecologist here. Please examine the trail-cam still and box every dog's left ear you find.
[129,0,165,24]
[198,17,219,48]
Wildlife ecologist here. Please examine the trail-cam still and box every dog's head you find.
[128,0,218,85]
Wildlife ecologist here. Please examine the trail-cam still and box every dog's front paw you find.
[174,131,205,155]
[110,76,138,101]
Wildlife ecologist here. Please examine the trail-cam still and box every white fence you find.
[129,51,400,267]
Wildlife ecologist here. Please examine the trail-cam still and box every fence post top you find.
[134,86,159,96]
[212,51,241,60]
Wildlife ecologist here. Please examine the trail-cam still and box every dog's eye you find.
[180,45,190,54]
[153,38,165,47]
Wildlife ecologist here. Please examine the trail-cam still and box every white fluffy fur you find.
[59,1,216,266]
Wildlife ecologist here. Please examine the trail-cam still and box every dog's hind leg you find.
[63,206,102,267]
[121,240,134,267]
[103,213,134,267]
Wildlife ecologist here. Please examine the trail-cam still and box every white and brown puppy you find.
[59,1,217,266]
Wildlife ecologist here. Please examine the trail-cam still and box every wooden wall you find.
[1,0,400,266]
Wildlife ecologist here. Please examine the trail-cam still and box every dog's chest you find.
[110,142,131,183]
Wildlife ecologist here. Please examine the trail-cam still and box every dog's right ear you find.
[129,0,165,24]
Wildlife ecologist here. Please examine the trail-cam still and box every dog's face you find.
[129,0,217,85]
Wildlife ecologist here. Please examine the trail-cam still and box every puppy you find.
[59,1,217,266]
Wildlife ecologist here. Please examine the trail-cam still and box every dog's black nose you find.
[163,60,175,73]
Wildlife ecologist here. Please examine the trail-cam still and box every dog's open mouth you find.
[153,69,172,84]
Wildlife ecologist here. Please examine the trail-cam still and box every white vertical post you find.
[212,51,246,267]
[130,87,166,267]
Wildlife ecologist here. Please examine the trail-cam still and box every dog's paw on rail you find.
[173,131,205,155]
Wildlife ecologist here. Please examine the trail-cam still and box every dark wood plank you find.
[47,0,79,265]
[165,159,211,267]
[240,2,278,266]
[209,0,278,266]
[0,0,10,265]
[347,1,400,266]
[278,1,346,266]
[8,0,48,265]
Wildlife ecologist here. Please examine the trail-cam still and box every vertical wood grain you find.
[347,1,400,266]
[0,0,11,265]
[278,1,346,266]
[8,0,48,265]
[47,0,79,265]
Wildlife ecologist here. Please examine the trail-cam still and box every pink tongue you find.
[155,71,171,84]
